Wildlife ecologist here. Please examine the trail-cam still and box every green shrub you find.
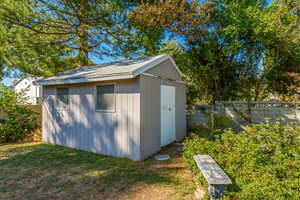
[0,85,39,143]
[188,113,233,141]
[188,124,223,141]
[208,112,234,130]
[183,123,300,200]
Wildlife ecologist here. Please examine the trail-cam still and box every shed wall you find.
[146,60,182,81]
[139,74,186,160]
[42,78,141,160]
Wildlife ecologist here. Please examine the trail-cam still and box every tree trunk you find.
[78,0,89,66]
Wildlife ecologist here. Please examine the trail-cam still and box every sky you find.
[3,78,13,86]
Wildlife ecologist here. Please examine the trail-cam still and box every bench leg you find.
[209,185,227,200]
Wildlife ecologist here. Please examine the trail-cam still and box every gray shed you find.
[34,54,186,161]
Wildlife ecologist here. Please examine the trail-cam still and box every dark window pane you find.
[56,88,69,109]
[96,85,115,111]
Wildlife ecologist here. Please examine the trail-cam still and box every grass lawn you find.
[0,143,196,200]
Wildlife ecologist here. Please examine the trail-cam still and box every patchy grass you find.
[0,143,196,200]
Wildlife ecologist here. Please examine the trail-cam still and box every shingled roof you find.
[34,54,181,86]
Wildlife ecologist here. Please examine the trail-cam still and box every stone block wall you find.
[187,101,300,130]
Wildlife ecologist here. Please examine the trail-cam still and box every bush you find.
[208,112,234,130]
[183,123,300,200]
[0,85,39,143]
[188,112,234,141]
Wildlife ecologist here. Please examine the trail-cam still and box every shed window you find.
[96,85,115,111]
[56,88,69,109]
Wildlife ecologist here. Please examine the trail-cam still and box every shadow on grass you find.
[0,143,174,200]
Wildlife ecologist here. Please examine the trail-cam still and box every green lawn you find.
[0,143,196,200]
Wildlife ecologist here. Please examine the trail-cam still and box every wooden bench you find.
[194,155,232,199]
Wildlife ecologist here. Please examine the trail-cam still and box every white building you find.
[14,76,42,105]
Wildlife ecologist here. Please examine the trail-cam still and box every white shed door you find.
[161,85,176,147]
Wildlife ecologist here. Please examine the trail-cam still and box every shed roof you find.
[34,54,181,86]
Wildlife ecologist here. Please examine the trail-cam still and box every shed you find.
[34,54,186,161]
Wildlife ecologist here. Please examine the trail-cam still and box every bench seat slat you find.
[194,155,232,185]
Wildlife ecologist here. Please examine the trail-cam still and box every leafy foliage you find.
[0,0,160,78]
[130,0,300,103]
[183,122,300,199]
[0,85,39,143]
[0,0,78,77]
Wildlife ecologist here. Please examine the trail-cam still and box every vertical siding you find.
[42,78,141,160]
[140,74,186,160]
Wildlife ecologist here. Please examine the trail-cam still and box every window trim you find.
[56,87,70,111]
[94,83,116,113]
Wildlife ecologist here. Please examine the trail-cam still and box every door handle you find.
[168,108,171,111]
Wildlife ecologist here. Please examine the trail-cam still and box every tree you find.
[0,0,159,78]
[220,0,300,101]
[130,0,300,103]
[0,12,74,77]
